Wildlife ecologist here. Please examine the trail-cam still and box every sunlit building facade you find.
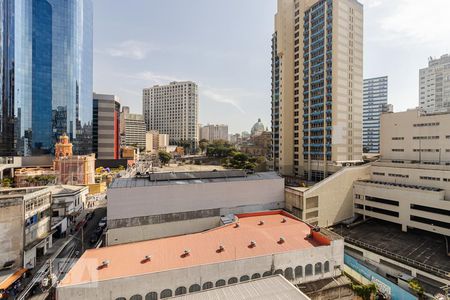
[0,0,93,156]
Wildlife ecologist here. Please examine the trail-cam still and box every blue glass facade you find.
[0,0,93,156]
[302,0,333,164]
[363,76,388,153]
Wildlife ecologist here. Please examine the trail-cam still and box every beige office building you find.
[272,0,363,181]
[353,109,450,236]
[200,124,229,142]
[120,106,146,150]
[145,130,169,153]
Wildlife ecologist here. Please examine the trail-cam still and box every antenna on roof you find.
[259,220,265,225]
[217,245,225,253]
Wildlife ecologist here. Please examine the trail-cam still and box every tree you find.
[199,139,209,154]
[352,283,377,300]
[158,151,171,166]
[1,177,13,188]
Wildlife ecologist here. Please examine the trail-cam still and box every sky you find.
[93,0,450,134]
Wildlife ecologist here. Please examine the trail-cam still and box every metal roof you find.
[110,172,282,189]
[171,275,309,300]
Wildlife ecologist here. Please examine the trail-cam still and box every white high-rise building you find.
[200,124,229,142]
[143,82,199,150]
[363,76,388,153]
[419,54,450,114]
[120,106,146,150]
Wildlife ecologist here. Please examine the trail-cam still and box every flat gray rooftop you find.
[110,171,282,189]
[171,275,309,300]
[331,219,450,275]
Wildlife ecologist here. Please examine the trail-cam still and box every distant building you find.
[200,124,228,142]
[145,131,169,153]
[57,210,343,300]
[120,106,146,150]
[0,187,52,270]
[53,134,95,185]
[240,131,272,158]
[363,76,388,153]
[143,82,199,149]
[250,119,265,137]
[106,171,284,245]
[93,93,121,159]
[14,167,57,188]
[419,54,450,114]
[229,133,241,145]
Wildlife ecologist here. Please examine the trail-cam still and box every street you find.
[18,207,106,300]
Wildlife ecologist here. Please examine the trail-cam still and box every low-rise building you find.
[145,131,169,153]
[57,211,344,300]
[14,167,57,187]
[106,171,285,245]
[49,185,88,237]
[0,187,52,270]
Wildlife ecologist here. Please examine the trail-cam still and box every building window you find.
[240,275,250,282]
[324,261,330,273]
[295,266,303,278]
[215,280,226,287]
[420,176,440,181]
[130,295,142,300]
[188,284,201,293]
[227,277,238,285]
[305,264,313,276]
[251,273,261,280]
[160,290,172,299]
[145,292,158,300]
[314,262,322,275]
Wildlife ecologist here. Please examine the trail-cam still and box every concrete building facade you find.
[200,124,229,142]
[145,131,169,153]
[120,106,146,150]
[143,82,199,149]
[0,187,52,270]
[106,171,285,245]
[57,211,344,300]
[93,93,121,159]
[352,109,450,236]
[272,0,364,181]
[363,76,388,153]
[419,54,450,114]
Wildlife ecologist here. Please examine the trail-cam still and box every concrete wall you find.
[108,216,221,245]
[354,181,450,236]
[107,178,285,220]
[57,240,344,300]
[0,198,24,269]
[286,165,370,227]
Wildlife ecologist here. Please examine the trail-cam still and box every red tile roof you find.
[60,211,328,287]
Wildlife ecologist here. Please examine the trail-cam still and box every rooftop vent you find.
[249,241,256,248]
[182,249,191,257]
[259,220,265,225]
[97,260,110,269]
[142,255,152,263]
[281,218,287,223]
[217,245,225,253]
[278,237,286,244]
[234,223,240,228]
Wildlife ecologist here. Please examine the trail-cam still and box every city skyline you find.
[93,0,450,134]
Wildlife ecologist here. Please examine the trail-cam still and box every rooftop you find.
[110,171,281,188]
[59,211,332,287]
[171,275,309,300]
[0,186,49,199]
[48,185,88,196]
[331,219,450,277]
[355,180,444,192]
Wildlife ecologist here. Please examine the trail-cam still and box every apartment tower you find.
[200,124,229,142]
[120,106,146,150]
[143,82,199,151]
[272,0,363,181]
[363,76,388,153]
[419,54,450,114]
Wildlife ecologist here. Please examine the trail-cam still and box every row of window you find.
[114,262,331,300]
[413,122,440,127]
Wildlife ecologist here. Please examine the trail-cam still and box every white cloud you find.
[364,0,450,47]
[106,40,158,60]
[201,88,245,114]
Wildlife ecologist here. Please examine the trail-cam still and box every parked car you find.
[98,218,107,228]
[94,227,103,234]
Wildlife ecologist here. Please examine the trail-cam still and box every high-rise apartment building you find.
[272,0,364,181]
[0,0,93,156]
[143,82,199,150]
[200,124,229,142]
[93,93,121,159]
[120,107,146,150]
[363,76,388,153]
[419,54,450,114]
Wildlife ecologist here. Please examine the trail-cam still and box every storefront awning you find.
[0,268,27,291]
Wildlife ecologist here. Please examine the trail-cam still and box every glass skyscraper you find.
[0,0,93,156]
